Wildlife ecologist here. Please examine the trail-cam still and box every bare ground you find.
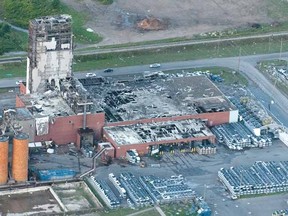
[62,0,272,45]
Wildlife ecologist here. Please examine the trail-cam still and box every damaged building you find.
[80,74,239,158]
[13,15,104,149]
[4,15,240,159]
[15,77,105,148]
[26,15,73,94]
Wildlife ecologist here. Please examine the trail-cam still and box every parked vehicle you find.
[16,80,23,85]
[104,68,113,73]
[149,63,161,68]
[86,73,96,77]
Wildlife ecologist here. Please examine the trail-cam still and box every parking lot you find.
[95,140,288,216]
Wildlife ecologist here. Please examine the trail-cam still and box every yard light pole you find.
[268,100,274,111]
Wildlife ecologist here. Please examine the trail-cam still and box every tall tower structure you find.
[26,15,73,94]
[0,136,9,184]
[12,133,29,182]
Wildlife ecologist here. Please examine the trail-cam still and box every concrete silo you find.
[12,133,29,182]
[0,136,9,184]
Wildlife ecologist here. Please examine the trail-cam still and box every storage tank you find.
[12,133,29,182]
[0,136,9,184]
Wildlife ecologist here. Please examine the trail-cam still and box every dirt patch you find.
[53,182,103,211]
[62,0,272,45]
[137,17,168,31]
[0,190,62,215]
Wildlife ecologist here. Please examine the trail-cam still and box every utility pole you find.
[237,47,242,73]
[280,38,283,59]
[268,35,271,53]
[216,35,221,56]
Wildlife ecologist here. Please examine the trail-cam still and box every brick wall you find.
[15,95,25,108]
[35,113,105,147]
[19,83,26,95]
[103,129,216,158]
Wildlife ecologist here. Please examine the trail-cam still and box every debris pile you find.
[137,17,167,31]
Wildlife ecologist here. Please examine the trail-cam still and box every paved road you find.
[154,206,166,216]
[3,52,288,126]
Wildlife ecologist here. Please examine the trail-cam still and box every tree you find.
[51,0,60,9]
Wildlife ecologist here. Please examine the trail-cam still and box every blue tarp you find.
[37,169,77,181]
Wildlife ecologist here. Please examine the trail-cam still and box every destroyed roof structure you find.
[81,75,238,124]
[26,15,73,94]
[103,119,215,158]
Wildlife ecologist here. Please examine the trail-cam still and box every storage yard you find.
[211,122,272,150]
[219,161,288,199]
[92,139,288,216]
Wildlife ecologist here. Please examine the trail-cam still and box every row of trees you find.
[1,0,61,27]
[0,23,26,55]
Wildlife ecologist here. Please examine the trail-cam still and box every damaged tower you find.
[26,15,73,94]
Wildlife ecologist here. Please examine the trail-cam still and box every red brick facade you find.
[19,83,26,95]
[103,129,216,158]
[15,95,26,108]
[35,113,105,148]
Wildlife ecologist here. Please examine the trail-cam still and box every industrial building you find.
[0,14,241,184]
[104,119,215,158]
[13,19,239,159]
[14,15,105,148]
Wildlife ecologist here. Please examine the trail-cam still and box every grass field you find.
[0,62,26,78]
[72,35,288,72]
[99,207,158,216]
[257,59,288,96]
[2,35,288,79]
[161,202,197,216]
[58,3,102,44]
[166,67,248,86]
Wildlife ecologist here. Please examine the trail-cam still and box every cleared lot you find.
[63,0,275,45]
[0,189,62,215]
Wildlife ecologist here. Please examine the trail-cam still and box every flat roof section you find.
[18,93,75,118]
[104,119,214,146]
[16,108,34,121]
[83,75,235,122]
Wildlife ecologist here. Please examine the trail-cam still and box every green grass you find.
[0,87,15,93]
[267,0,288,20]
[0,0,101,44]
[257,59,288,96]
[58,3,102,44]
[8,29,28,50]
[97,0,114,5]
[166,67,248,86]
[0,62,26,78]
[97,206,155,216]
[0,23,28,55]
[72,35,288,72]
[136,209,161,216]
[161,202,196,216]
[3,35,288,79]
